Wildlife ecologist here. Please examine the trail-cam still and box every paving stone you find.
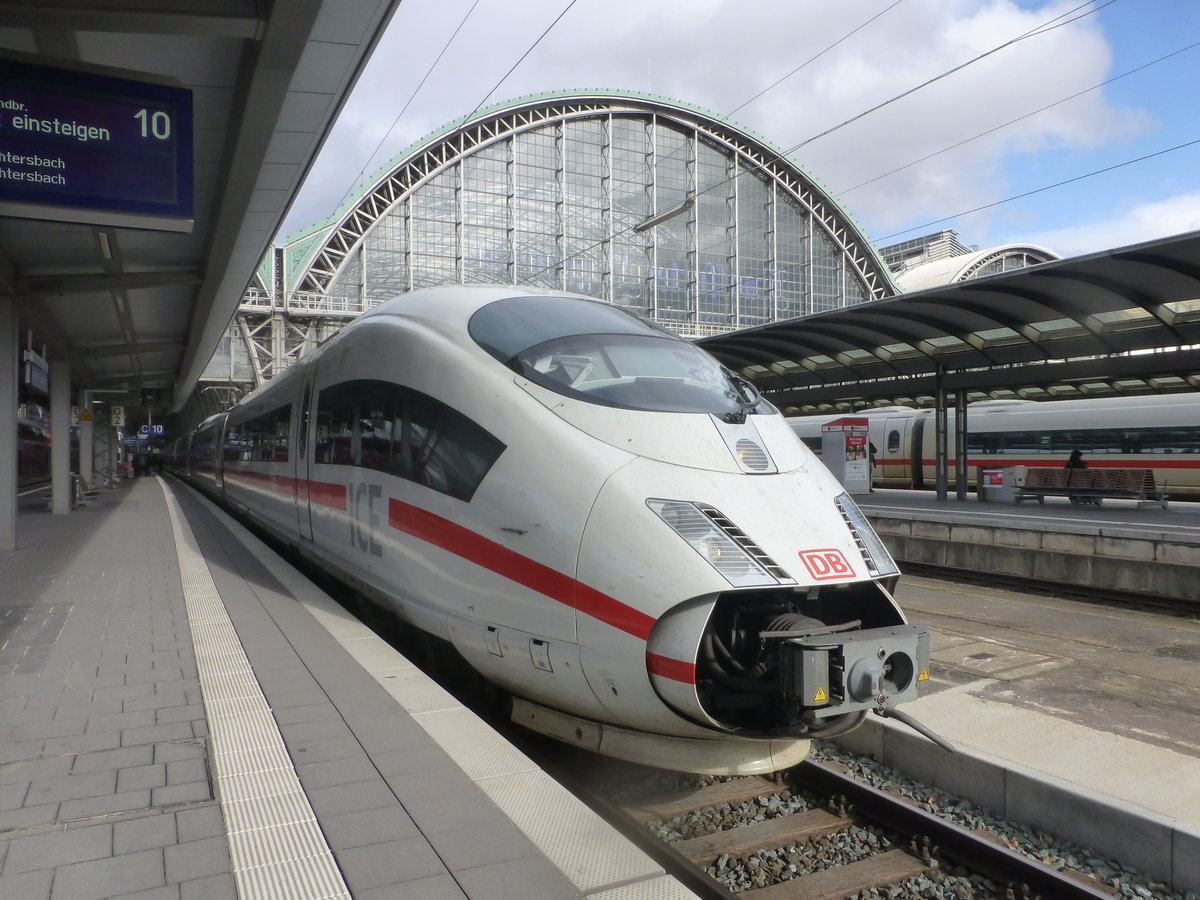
[307,778,395,818]
[150,781,212,807]
[163,835,231,883]
[123,692,188,713]
[122,886,181,900]
[175,804,224,843]
[115,812,179,854]
[453,856,580,900]
[92,682,156,703]
[318,803,420,851]
[122,722,194,747]
[0,739,44,765]
[4,821,113,874]
[154,704,204,726]
[178,872,237,900]
[358,874,469,900]
[71,744,154,775]
[42,731,123,757]
[49,847,165,900]
[26,770,116,806]
[117,763,167,792]
[336,836,450,892]
[152,739,207,764]
[58,788,151,821]
[0,802,59,832]
[0,754,73,785]
[24,689,95,710]
[0,867,53,900]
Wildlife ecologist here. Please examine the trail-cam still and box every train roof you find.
[360,285,598,328]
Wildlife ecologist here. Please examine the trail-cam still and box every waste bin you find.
[977,465,1016,502]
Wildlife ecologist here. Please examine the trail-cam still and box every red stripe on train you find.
[224,468,347,510]
[383,499,690,677]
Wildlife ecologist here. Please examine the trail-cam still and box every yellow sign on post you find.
[78,409,93,422]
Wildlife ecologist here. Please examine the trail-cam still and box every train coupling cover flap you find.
[783,624,930,719]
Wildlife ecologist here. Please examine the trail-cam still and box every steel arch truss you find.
[296,93,896,318]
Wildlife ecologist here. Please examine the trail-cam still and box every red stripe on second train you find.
[916,457,1200,470]
[387,499,658,643]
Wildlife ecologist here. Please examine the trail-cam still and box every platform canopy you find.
[0,0,402,418]
[700,229,1200,413]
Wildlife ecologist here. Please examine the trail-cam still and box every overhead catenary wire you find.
[334,0,485,216]
[872,136,1200,245]
[836,37,1200,197]
[523,0,1115,281]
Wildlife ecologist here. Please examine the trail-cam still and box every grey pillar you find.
[934,368,948,500]
[78,387,94,485]
[955,392,969,500]
[0,296,16,550]
[51,359,71,514]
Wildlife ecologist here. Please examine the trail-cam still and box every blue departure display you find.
[0,58,192,229]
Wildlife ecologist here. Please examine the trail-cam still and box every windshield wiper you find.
[722,375,761,423]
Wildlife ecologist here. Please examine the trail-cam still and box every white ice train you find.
[787,394,1200,500]
[167,285,931,774]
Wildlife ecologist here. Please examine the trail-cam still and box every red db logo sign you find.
[798,548,856,581]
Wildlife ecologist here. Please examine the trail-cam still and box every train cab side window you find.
[316,379,505,501]
[886,430,900,453]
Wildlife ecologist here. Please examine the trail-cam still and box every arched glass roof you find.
[284,89,898,337]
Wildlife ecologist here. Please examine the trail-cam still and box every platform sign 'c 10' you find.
[0,58,193,232]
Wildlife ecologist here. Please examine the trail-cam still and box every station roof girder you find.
[700,229,1200,411]
[0,0,402,417]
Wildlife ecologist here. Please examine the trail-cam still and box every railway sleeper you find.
[628,776,784,823]
[673,807,848,864]
[744,849,936,900]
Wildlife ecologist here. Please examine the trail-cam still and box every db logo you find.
[798,548,856,581]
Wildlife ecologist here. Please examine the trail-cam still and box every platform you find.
[0,477,695,900]
[5,479,1200,899]
[857,487,1200,604]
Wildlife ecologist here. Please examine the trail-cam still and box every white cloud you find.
[282,0,1157,256]
[1016,190,1200,257]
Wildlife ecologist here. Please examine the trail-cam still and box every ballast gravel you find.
[633,741,1196,899]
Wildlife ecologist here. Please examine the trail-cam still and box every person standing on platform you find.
[868,441,877,492]
[1065,449,1087,469]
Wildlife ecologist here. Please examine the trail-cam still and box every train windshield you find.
[470,295,772,417]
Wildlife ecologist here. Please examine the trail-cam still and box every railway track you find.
[550,753,1119,900]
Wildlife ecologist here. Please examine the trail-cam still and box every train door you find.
[879,413,916,488]
[294,379,314,541]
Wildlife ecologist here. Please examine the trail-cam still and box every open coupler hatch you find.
[650,580,935,742]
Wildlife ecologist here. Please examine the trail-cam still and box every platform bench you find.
[1015,467,1167,508]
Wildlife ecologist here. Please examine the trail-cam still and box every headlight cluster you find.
[647,499,778,587]
[835,492,899,577]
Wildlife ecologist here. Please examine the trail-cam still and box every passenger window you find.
[225,403,292,462]
[886,430,900,453]
[316,379,505,501]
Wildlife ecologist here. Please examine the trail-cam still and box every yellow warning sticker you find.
[917,666,930,682]
[78,410,93,421]
[811,685,828,703]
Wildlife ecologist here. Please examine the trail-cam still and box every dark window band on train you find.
[966,426,1200,456]
[315,379,505,502]
[225,403,292,462]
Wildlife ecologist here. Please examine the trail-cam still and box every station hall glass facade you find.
[198,91,897,409]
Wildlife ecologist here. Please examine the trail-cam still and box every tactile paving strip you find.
[159,481,350,900]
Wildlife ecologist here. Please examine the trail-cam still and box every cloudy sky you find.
[280,0,1200,261]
